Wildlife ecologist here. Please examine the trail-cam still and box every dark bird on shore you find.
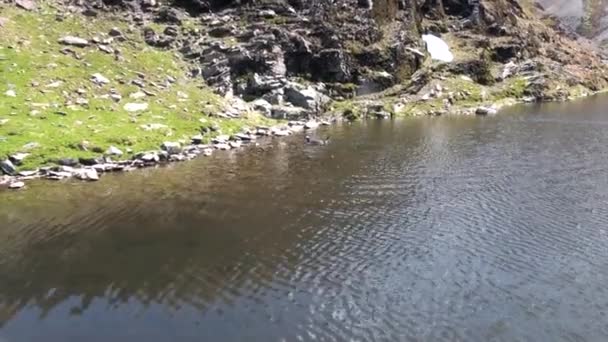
[305,135,330,145]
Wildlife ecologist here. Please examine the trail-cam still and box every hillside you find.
[1,0,608,187]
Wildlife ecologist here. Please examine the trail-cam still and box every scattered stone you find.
[98,45,114,54]
[475,106,498,116]
[110,93,122,102]
[202,148,213,156]
[76,168,100,181]
[214,143,231,150]
[129,91,146,99]
[0,160,16,175]
[140,123,168,131]
[258,9,276,18]
[8,181,25,190]
[15,0,36,11]
[108,27,123,37]
[106,145,124,156]
[124,102,149,112]
[18,170,38,177]
[213,135,230,144]
[22,142,39,150]
[191,134,204,144]
[5,90,16,97]
[161,141,182,155]
[229,140,242,149]
[91,73,110,85]
[252,98,272,117]
[58,158,79,167]
[58,36,89,47]
[131,79,145,88]
[9,153,29,166]
[47,80,63,88]
[75,97,89,106]
[304,121,319,130]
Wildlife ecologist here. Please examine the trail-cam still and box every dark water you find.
[3,96,608,341]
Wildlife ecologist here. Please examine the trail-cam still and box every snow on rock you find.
[422,34,454,63]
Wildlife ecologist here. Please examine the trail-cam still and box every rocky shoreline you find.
[0,117,333,189]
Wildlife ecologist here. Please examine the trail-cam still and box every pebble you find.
[106,146,124,156]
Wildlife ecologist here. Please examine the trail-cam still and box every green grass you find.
[0,4,273,170]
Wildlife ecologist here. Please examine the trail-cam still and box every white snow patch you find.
[422,34,454,63]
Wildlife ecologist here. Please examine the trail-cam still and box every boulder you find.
[9,153,29,166]
[91,73,110,85]
[475,106,498,115]
[123,102,149,112]
[251,98,272,117]
[312,49,352,82]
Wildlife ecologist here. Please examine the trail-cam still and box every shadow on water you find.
[2,95,608,340]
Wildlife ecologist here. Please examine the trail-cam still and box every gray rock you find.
[91,73,110,85]
[229,140,242,149]
[202,148,213,156]
[76,168,99,181]
[284,85,331,112]
[124,102,148,112]
[252,98,272,117]
[161,141,182,155]
[58,158,79,167]
[271,105,310,119]
[475,106,498,115]
[9,153,29,165]
[0,159,16,175]
[15,0,35,10]
[191,134,204,144]
[109,27,123,37]
[9,181,25,189]
[213,135,230,144]
[59,36,89,47]
[18,170,38,177]
[106,146,124,156]
[304,121,319,129]
[214,143,231,150]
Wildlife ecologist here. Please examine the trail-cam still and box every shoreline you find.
[1,90,604,191]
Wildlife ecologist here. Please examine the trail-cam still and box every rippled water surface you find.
[3,97,608,341]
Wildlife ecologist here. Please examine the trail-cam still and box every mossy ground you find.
[0,4,273,170]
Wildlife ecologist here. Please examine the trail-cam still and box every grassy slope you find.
[0,4,272,170]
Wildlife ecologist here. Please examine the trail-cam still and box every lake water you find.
[2,96,608,341]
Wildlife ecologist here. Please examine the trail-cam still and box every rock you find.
[202,148,213,156]
[8,181,25,190]
[9,153,28,165]
[98,45,114,54]
[229,140,242,149]
[110,93,122,102]
[4,90,16,97]
[76,168,99,181]
[140,123,168,131]
[191,134,204,144]
[284,85,331,112]
[129,91,146,99]
[22,142,39,150]
[475,106,498,116]
[271,105,310,119]
[233,133,255,141]
[312,49,352,83]
[161,141,182,155]
[58,36,89,47]
[79,157,104,166]
[106,146,124,156]
[0,160,16,175]
[214,143,231,150]
[213,135,230,143]
[91,73,110,85]
[109,27,123,37]
[15,0,36,11]
[124,102,149,112]
[252,98,272,117]
[304,121,319,129]
[258,9,276,18]
[58,158,79,167]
